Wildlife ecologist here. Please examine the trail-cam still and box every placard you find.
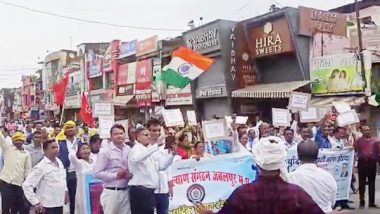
[300,107,319,123]
[332,102,351,114]
[272,108,290,127]
[202,119,228,142]
[98,116,115,139]
[336,110,360,127]
[288,92,311,111]
[235,116,248,125]
[162,109,185,127]
[186,111,197,126]
[93,102,113,117]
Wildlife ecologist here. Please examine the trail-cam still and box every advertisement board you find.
[310,53,371,95]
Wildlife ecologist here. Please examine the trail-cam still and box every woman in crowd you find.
[69,143,96,214]
[176,127,194,159]
[190,141,213,160]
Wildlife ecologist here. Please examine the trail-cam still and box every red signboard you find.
[118,63,129,86]
[135,59,152,94]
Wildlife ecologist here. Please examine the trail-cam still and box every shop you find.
[232,8,312,121]
[183,19,242,119]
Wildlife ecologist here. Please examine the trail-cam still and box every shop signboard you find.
[87,50,102,78]
[117,84,134,96]
[196,84,227,99]
[310,53,372,95]
[166,85,193,106]
[231,23,257,88]
[136,36,158,57]
[135,59,152,94]
[136,94,152,107]
[118,62,136,86]
[184,27,221,54]
[350,27,380,62]
[65,94,81,109]
[119,40,137,58]
[248,18,294,58]
[299,6,347,37]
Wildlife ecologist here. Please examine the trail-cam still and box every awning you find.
[231,80,311,98]
[310,96,366,107]
[112,95,134,106]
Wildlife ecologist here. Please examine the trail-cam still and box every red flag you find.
[78,93,95,128]
[52,75,69,106]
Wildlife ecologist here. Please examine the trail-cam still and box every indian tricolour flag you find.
[161,47,214,88]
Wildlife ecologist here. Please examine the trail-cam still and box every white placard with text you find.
[300,107,319,123]
[162,109,185,127]
[94,102,114,117]
[186,111,197,126]
[98,116,115,139]
[336,110,360,127]
[288,92,311,111]
[202,119,228,142]
[272,108,290,127]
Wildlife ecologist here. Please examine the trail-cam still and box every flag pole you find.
[59,99,66,125]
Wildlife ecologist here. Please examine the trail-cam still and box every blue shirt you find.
[314,128,331,149]
[207,140,232,155]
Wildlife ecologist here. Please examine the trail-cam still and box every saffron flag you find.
[78,93,95,128]
[161,47,214,88]
[52,75,69,106]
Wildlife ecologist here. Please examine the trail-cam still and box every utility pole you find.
[355,0,367,90]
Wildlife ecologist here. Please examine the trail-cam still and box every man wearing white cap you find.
[199,133,324,214]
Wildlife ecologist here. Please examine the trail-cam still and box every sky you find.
[0,0,351,88]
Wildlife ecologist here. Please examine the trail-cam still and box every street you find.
[350,174,380,214]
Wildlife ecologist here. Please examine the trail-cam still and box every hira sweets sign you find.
[250,18,294,58]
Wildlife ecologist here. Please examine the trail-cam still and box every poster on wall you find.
[87,50,102,78]
[310,53,371,95]
[135,59,152,94]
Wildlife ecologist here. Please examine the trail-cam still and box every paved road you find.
[349,174,380,214]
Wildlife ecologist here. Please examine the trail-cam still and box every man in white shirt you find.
[146,118,179,214]
[284,128,298,150]
[329,127,345,149]
[128,127,177,214]
[23,139,69,214]
[288,140,337,213]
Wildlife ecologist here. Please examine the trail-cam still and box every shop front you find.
[232,8,311,121]
[183,19,238,120]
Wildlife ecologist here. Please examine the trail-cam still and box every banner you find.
[87,50,102,79]
[310,53,371,95]
[119,40,137,58]
[136,59,152,94]
[169,153,256,214]
[286,148,354,200]
[82,171,103,214]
